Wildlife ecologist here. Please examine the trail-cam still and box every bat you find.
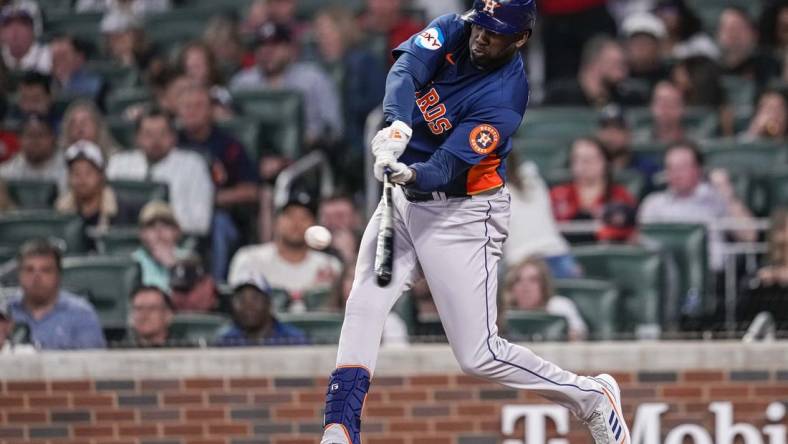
[374,169,395,287]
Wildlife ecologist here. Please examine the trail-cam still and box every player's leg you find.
[411,191,609,421]
[322,188,417,444]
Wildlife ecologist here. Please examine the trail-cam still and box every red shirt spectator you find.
[0,131,19,164]
[541,0,607,15]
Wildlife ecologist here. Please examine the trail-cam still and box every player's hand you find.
[371,120,412,160]
[373,155,413,184]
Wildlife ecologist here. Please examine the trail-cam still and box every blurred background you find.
[0,0,786,350]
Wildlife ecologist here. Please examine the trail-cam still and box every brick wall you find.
[0,369,787,444]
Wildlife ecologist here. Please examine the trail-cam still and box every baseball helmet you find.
[461,0,537,35]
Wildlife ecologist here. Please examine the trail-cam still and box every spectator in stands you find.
[550,137,637,243]
[55,141,137,248]
[229,195,342,297]
[176,42,234,120]
[318,195,362,234]
[50,35,104,103]
[230,22,343,148]
[753,208,788,286]
[0,3,50,73]
[176,85,258,280]
[358,0,422,63]
[11,71,61,129]
[653,0,718,60]
[0,180,14,212]
[759,1,788,81]
[216,274,306,346]
[539,0,617,81]
[76,0,171,16]
[740,207,788,326]
[128,285,174,347]
[241,0,307,41]
[313,6,386,182]
[504,156,582,279]
[0,297,35,354]
[741,88,788,141]
[504,256,588,341]
[59,99,122,157]
[0,99,19,164]
[635,80,686,144]
[544,37,646,107]
[330,263,409,346]
[638,141,757,271]
[595,104,659,194]
[202,15,245,80]
[107,110,214,234]
[717,7,780,90]
[621,12,670,92]
[124,69,190,121]
[671,56,733,137]
[100,9,159,72]
[8,239,106,349]
[169,255,220,313]
[132,201,190,291]
[0,115,67,193]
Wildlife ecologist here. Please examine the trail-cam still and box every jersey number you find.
[416,87,453,135]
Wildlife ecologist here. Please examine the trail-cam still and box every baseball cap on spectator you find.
[65,140,105,171]
[599,104,628,128]
[279,191,317,218]
[139,201,179,228]
[256,21,292,45]
[622,12,667,40]
[0,4,33,26]
[100,9,140,34]
[170,255,206,292]
[230,274,272,296]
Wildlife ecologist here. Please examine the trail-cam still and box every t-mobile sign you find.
[502,402,787,444]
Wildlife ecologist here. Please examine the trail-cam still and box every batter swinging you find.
[321,1,631,443]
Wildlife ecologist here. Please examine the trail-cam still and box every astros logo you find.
[482,0,501,15]
[469,124,500,155]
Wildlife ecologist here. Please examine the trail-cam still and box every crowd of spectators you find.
[1,0,788,352]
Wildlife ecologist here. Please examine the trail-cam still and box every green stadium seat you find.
[504,310,568,342]
[766,172,788,209]
[511,138,570,173]
[170,312,231,345]
[61,255,141,329]
[303,288,333,311]
[84,61,139,91]
[146,21,205,53]
[269,288,291,313]
[572,245,663,333]
[553,279,620,340]
[517,107,597,140]
[94,227,141,256]
[614,169,646,200]
[230,90,304,158]
[106,87,152,116]
[0,244,16,264]
[106,116,137,149]
[295,0,365,19]
[5,179,58,209]
[108,180,168,207]
[43,11,103,42]
[217,117,263,162]
[630,107,718,139]
[701,140,786,173]
[278,312,344,343]
[0,211,85,253]
[639,223,710,326]
[721,76,756,108]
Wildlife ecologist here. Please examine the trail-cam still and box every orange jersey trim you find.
[467,155,503,194]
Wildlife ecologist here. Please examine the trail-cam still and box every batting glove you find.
[374,154,413,184]
[371,120,412,160]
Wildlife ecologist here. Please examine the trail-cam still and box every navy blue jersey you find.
[386,14,529,195]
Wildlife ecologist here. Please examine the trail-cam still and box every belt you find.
[402,188,469,202]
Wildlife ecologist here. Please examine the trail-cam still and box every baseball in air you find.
[305,225,332,250]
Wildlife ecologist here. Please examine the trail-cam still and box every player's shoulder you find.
[413,13,467,49]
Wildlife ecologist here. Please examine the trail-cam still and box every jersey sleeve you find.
[440,107,523,165]
[392,14,459,76]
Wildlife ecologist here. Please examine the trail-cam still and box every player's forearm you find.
[409,150,469,191]
[383,53,431,126]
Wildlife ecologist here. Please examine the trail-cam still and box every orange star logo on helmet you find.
[482,0,501,15]
[469,124,500,155]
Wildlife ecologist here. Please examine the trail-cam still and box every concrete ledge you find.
[1,341,787,380]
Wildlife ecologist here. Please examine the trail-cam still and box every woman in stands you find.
[175,41,234,120]
[741,89,788,141]
[59,100,123,157]
[503,256,588,341]
[550,137,637,244]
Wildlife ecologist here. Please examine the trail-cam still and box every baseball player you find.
[321,1,630,443]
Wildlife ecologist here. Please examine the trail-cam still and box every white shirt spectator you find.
[546,295,589,341]
[2,41,50,73]
[504,162,571,265]
[229,243,342,296]
[0,150,66,192]
[106,149,213,234]
[638,182,728,270]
